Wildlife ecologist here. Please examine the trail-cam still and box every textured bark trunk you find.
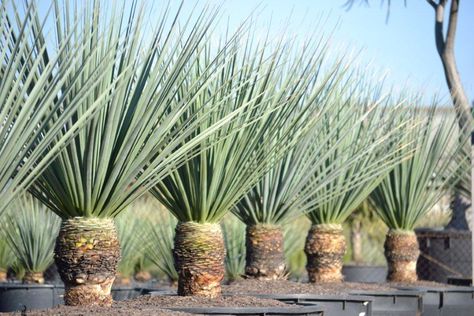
[55,217,120,306]
[174,221,225,298]
[384,230,419,283]
[0,270,6,282]
[245,224,286,280]
[305,224,346,283]
[23,272,45,284]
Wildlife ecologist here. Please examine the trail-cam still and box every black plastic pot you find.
[54,284,64,306]
[342,265,387,283]
[141,287,175,296]
[447,276,472,286]
[111,286,142,301]
[147,292,326,315]
[166,305,325,315]
[349,289,423,316]
[0,283,58,312]
[250,293,372,316]
[396,285,474,316]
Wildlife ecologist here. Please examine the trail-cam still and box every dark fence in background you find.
[416,228,472,284]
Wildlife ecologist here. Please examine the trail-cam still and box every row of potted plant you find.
[0,0,469,309]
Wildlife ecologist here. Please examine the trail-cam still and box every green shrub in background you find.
[222,215,246,282]
[5,195,60,284]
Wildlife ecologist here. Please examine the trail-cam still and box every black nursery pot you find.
[249,293,373,316]
[0,283,57,312]
[111,286,142,301]
[396,285,474,316]
[166,305,325,315]
[148,292,325,315]
[342,264,387,283]
[141,287,175,296]
[348,289,423,316]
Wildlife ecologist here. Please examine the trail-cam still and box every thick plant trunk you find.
[174,221,225,298]
[384,230,419,283]
[23,272,45,284]
[0,270,6,282]
[305,224,346,283]
[55,217,120,306]
[245,224,286,280]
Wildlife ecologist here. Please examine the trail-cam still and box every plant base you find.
[134,270,152,283]
[23,272,45,284]
[0,271,6,283]
[305,224,346,283]
[384,230,419,282]
[55,217,120,306]
[245,224,286,280]
[174,222,225,298]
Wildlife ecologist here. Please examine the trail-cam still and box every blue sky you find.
[35,0,474,104]
[209,0,474,104]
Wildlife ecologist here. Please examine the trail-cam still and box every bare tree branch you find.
[426,0,437,9]
[434,2,446,57]
[445,0,459,53]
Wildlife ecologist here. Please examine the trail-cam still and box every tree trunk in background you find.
[245,224,286,280]
[384,230,419,282]
[350,220,363,263]
[55,217,120,306]
[174,222,225,298]
[429,0,472,230]
[305,224,346,283]
[23,272,45,284]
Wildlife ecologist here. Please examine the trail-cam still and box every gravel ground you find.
[223,279,457,295]
[16,306,193,316]
[12,280,463,315]
[120,295,288,308]
[17,295,288,315]
[223,279,392,295]
[390,280,460,288]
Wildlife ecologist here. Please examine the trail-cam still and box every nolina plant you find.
[233,80,411,282]
[302,96,412,283]
[5,194,60,284]
[150,31,353,297]
[370,105,465,282]
[0,221,14,282]
[0,1,108,212]
[28,1,244,306]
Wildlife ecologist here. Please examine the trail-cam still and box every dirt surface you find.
[14,280,465,315]
[122,295,288,308]
[390,280,460,288]
[17,306,192,316]
[223,279,391,295]
[223,279,459,296]
[17,295,287,315]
